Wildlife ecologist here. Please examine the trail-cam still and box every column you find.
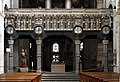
[45,0,51,9]
[65,0,71,9]
[75,40,80,74]
[10,0,13,8]
[13,0,19,8]
[8,39,14,72]
[36,39,42,72]
[103,0,106,8]
[102,40,109,72]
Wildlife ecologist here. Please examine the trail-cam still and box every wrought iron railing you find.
[4,8,113,31]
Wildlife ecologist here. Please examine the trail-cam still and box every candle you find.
[32,62,33,67]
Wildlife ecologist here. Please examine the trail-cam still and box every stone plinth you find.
[51,63,65,73]
[20,67,28,72]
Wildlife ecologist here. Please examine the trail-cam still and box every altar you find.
[51,63,65,73]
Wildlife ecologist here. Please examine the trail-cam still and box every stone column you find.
[65,0,71,9]
[36,39,42,72]
[10,0,14,8]
[45,0,51,9]
[13,0,19,8]
[75,40,80,74]
[103,0,106,8]
[8,39,14,72]
[102,40,109,72]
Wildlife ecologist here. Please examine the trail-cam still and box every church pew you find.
[80,72,120,82]
[0,79,32,82]
[0,72,42,82]
[2,72,42,82]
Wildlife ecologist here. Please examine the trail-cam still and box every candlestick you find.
[32,62,33,67]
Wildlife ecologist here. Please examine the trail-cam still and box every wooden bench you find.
[0,72,42,82]
[80,72,120,82]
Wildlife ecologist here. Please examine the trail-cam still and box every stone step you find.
[42,72,80,82]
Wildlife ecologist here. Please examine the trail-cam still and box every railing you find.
[4,8,113,31]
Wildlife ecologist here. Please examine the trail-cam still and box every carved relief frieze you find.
[45,15,50,30]
[101,14,110,27]
[21,15,26,30]
[96,15,101,30]
[59,15,65,30]
[27,15,32,30]
[84,15,89,30]
[90,15,94,30]
[4,9,113,31]
[52,15,58,30]
[34,15,43,27]
[74,15,83,27]
[66,15,71,29]
[7,14,15,27]
[16,15,21,29]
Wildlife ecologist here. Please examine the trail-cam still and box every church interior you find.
[0,0,120,82]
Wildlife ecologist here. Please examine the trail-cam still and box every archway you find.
[41,35,74,72]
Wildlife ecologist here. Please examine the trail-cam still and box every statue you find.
[20,49,27,68]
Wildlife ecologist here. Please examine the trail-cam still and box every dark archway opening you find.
[18,35,37,71]
[109,4,113,9]
[42,35,74,72]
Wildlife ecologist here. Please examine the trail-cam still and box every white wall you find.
[4,0,18,8]
[0,15,4,74]
[113,0,120,73]
[116,0,119,11]
[0,0,4,74]
[4,0,10,8]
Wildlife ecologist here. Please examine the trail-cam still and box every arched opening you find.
[72,0,97,8]
[19,0,45,8]
[52,0,65,8]
[109,4,113,9]
[41,35,74,72]
[52,43,60,63]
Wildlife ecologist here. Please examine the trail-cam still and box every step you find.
[42,72,80,81]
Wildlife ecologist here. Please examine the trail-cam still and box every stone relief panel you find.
[4,12,112,31]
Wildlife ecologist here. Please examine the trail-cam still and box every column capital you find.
[36,39,42,45]
[75,40,80,45]
[102,40,109,45]
[8,39,14,45]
